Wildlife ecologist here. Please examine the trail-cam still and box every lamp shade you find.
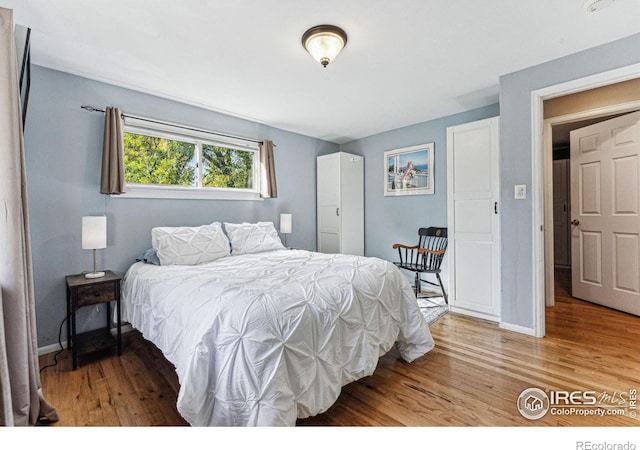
[82,216,107,250]
[280,214,292,234]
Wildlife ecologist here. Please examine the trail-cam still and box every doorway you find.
[547,111,639,309]
[532,64,640,338]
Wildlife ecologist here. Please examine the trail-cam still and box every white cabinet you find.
[317,152,364,255]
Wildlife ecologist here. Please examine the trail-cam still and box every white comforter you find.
[121,249,434,426]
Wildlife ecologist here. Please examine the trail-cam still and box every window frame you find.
[118,117,262,201]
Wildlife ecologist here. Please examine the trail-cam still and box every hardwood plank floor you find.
[38,268,640,427]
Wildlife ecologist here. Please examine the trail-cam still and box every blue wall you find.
[25,66,338,347]
[340,104,499,288]
[499,33,640,331]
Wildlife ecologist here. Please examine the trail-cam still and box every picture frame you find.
[383,142,434,196]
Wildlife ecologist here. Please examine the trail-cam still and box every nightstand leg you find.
[116,295,122,356]
[71,297,77,371]
[106,301,111,331]
[66,285,71,351]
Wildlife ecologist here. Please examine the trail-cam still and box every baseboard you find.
[499,321,537,337]
[449,306,499,323]
[37,323,134,356]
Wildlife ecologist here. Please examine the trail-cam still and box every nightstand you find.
[66,270,122,370]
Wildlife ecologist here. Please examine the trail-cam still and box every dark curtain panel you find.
[259,139,277,198]
[100,106,125,194]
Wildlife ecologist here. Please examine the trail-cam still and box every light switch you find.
[515,184,526,199]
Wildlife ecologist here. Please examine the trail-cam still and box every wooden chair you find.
[392,227,448,304]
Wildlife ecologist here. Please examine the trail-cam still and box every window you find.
[201,144,254,189]
[121,117,260,200]
[124,132,197,187]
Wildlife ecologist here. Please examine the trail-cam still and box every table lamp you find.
[82,215,107,278]
[280,213,292,248]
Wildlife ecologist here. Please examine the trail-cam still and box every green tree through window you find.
[202,144,253,189]
[123,130,256,191]
[124,133,196,186]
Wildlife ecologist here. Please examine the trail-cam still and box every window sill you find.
[112,185,263,201]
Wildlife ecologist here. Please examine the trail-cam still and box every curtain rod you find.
[81,105,267,145]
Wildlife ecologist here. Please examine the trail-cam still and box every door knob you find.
[571,219,580,225]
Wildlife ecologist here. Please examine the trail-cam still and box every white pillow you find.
[151,222,230,265]
[224,222,285,255]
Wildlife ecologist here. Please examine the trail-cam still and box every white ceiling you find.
[3,0,640,144]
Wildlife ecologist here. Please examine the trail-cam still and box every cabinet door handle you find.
[336,208,340,216]
[571,219,580,226]
[494,202,498,214]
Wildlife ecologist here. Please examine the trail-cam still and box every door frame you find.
[532,63,640,338]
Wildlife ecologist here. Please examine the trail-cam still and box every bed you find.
[120,222,434,426]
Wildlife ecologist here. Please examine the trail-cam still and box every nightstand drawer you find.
[76,282,116,307]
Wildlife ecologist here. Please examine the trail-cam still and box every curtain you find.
[259,139,277,198]
[100,106,125,194]
[0,7,58,426]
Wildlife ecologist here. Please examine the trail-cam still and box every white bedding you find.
[121,249,434,426]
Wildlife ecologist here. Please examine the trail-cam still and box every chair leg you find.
[414,272,420,298]
[436,273,448,304]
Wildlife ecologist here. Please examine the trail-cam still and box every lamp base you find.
[85,271,105,279]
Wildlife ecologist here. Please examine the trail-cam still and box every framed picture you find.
[384,142,434,196]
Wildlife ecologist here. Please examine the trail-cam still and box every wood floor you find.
[38,268,640,426]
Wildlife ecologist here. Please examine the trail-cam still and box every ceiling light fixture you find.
[583,0,615,12]
[302,25,347,68]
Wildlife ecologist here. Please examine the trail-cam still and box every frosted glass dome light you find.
[302,25,348,68]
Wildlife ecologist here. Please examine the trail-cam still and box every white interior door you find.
[447,117,501,321]
[570,110,640,316]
